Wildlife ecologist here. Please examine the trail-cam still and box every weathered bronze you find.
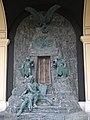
[17,76,52,116]
[17,76,38,116]
[25,5,60,33]
[20,57,34,78]
[53,57,68,77]
[35,36,54,48]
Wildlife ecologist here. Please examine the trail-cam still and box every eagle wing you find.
[25,7,44,26]
[45,4,61,24]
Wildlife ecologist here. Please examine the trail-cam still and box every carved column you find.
[80,0,90,112]
[0,0,10,111]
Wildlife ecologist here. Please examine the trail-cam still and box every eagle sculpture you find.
[25,5,60,33]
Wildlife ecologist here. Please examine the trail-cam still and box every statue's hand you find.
[19,90,27,99]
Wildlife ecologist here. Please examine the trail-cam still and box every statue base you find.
[0,110,89,120]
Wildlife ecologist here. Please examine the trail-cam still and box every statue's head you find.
[26,57,30,61]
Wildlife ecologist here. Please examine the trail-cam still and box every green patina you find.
[17,76,52,116]
[53,57,68,77]
[25,5,60,33]
[35,36,54,48]
[20,57,34,78]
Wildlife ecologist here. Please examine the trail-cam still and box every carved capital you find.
[0,39,10,46]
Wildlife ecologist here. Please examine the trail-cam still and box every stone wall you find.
[13,13,78,103]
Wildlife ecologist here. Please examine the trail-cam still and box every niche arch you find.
[13,12,79,102]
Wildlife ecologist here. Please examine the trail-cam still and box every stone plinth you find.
[0,111,89,120]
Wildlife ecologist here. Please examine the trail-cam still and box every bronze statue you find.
[20,57,34,78]
[17,76,39,116]
[17,76,52,116]
[53,57,68,77]
[25,5,60,33]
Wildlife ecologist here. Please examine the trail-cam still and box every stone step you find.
[24,105,68,113]
[0,111,89,120]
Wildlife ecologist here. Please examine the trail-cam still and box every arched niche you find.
[13,13,79,103]
[7,8,85,102]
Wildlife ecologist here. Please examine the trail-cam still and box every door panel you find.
[38,56,51,85]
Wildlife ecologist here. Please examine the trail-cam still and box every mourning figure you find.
[17,75,39,116]
[20,57,34,78]
[53,57,68,77]
[17,75,52,116]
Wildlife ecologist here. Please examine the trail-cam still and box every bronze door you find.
[38,56,51,85]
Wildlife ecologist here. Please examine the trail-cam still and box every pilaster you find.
[0,39,9,111]
[81,36,90,112]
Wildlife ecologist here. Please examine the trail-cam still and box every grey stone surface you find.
[0,111,89,120]
[65,111,89,120]
[13,13,78,100]
[5,12,82,119]
[6,81,81,114]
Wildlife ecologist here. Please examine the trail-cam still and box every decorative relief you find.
[13,9,79,115]
[53,57,68,78]
[34,36,55,48]
[25,5,60,33]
